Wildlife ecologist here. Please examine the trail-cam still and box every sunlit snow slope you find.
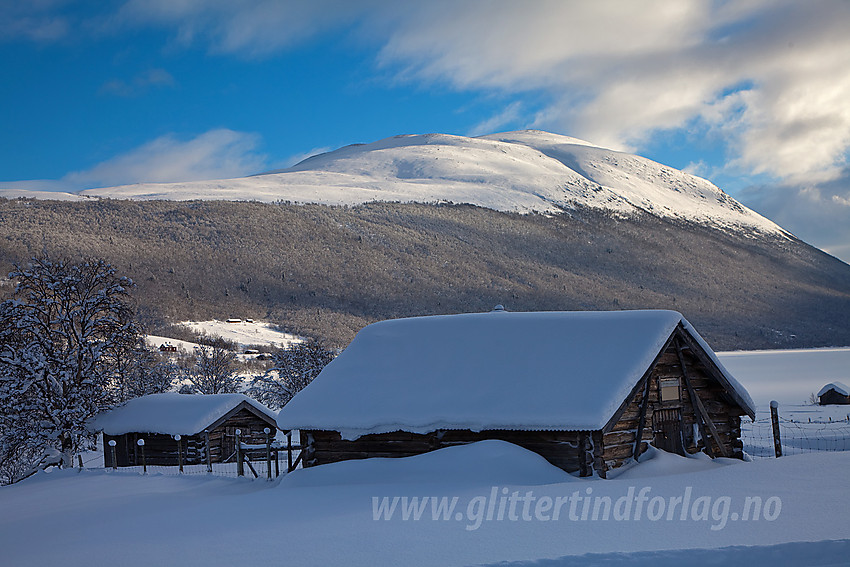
[81,130,785,236]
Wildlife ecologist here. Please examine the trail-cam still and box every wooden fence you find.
[102,430,302,479]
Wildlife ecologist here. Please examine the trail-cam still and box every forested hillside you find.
[1,198,848,350]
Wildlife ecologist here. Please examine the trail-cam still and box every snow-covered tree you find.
[248,339,335,409]
[0,257,140,475]
[186,343,240,394]
[111,340,176,404]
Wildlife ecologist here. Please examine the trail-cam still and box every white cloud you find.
[99,1,850,187]
[682,161,710,178]
[0,1,71,43]
[111,0,375,57]
[282,147,333,168]
[373,0,850,185]
[0,178,78,193]
[64,129,267,188]
[99,68,176,97]
[739,170,850,263]
[466,102,525,137]
[258,147,334,174]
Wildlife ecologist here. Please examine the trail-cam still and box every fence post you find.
[77,454,83,470]
[175,435,183,473]
[235,429,243,477]
[286,431,293,473]
[137,439,146,474]
[204,429,212,473]
[264,428,272,480]
[108,439,117,470]
[770,400,782,458]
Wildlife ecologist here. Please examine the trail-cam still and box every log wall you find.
[819,390,850,405]
[300,328,749,479]
[602,336,747,475]
[302,428,603,477]
[103,408,276,467]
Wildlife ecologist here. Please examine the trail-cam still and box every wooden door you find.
[222,426,237,462]
[652,408,686,456]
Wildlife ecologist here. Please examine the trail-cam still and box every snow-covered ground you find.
[146,319,302,358]
[180,319,302,350]
[718,348,850,458]
[145,334,201,354]
[1,442,848,566]
[717,347,850,406]
[146,320,301,390]
[0,188,88,201]
[2,347,849,566]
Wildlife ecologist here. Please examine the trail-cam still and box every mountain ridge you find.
[1,131,847,350]
[72,130,785,238]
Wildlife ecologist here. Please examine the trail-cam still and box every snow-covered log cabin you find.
[817,382,850,405]
[91,394,278,468]
[277,309,755,478]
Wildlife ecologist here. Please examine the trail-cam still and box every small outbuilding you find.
[277,309,756,478]
[817,382,850,405]
[91,393,278,468]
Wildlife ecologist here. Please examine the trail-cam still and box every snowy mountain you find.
[80,131,785,237]
[3,130,848,351]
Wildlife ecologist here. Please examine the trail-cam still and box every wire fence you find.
[742,416,850,458]
[102,451,299,479]
[81,442,302,480]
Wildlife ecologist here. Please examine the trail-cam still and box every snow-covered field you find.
[146,319,302,358]
[719,348,850,458]
[717,347,850,406]
[2,443,848,566]
[1,347,849,566]
[180,319,303,350]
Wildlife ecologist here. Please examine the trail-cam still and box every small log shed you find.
[818,382,850,405]
[277,309,756,479]
[91,393,278,467]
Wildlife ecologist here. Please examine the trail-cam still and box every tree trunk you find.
[60,433,74,469]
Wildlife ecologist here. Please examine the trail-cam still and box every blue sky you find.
[2,1,850,262]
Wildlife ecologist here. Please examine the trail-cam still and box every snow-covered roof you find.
[818,381,850,397]
[91,393,276,436]
[277,310,755,439]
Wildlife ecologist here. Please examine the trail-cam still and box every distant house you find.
[277,309,755,478]
[818,382,850,405]
[158,343,178,353]
[91,394,278,468]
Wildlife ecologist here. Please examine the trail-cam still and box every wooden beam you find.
[604,330,677,433]
[289,451,303,473]
[676,338,729,458]
[632,374,653,461]
[579,432,589,477]
[677,327,755,420]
